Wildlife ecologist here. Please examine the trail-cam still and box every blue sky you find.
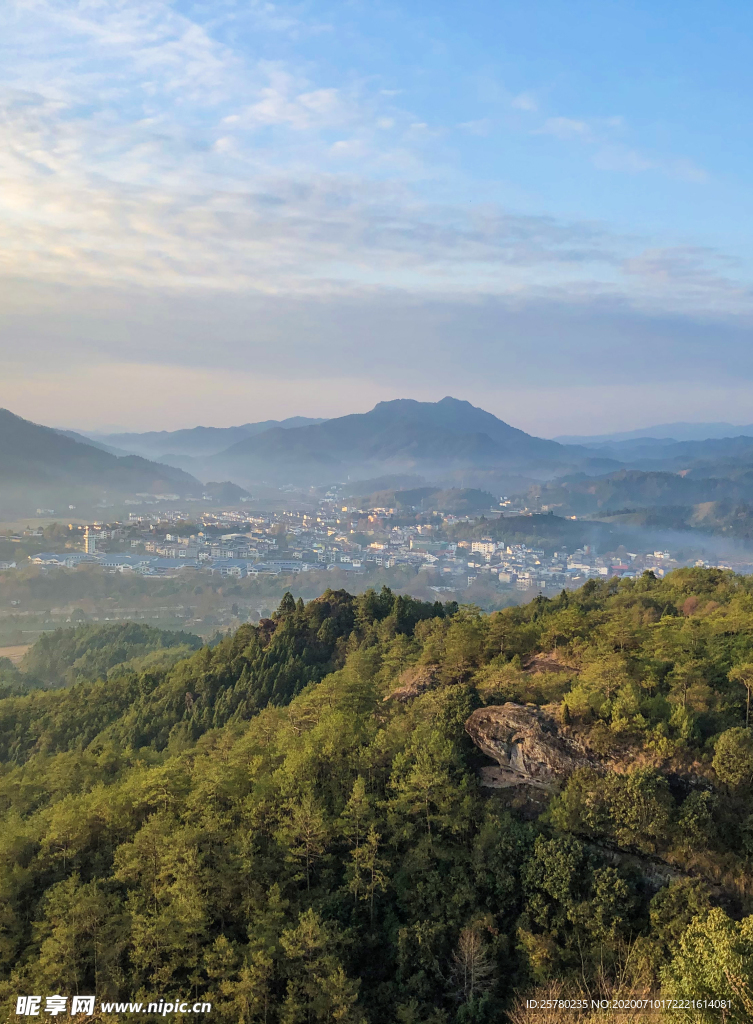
[1,0,752,434]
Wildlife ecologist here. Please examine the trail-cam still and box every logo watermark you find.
[15,997,212,1017]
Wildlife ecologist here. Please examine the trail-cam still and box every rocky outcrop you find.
[385,664,439,703]
[465,704,740,911]
[465,703,602,790]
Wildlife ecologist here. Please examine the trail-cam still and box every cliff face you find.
[464,703,602,790]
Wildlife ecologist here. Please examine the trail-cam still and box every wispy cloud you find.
[623,246,747,306]
[536,110,707,184]
[538,116,593,140]
[511,92,538,112]
[458,118,493,136]
[228,68,350,131]
[0,4,628,297]
[0,2,719,299]
[0,0,749,433]
[593,148,708,184]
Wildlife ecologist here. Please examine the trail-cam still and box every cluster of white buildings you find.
[17,492,753,591]
[458,543,686,591]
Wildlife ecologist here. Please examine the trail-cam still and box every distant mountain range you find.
[9,398,753,528]
[2,399,591,515]
[556,421,753,444]
[80,402,753,494]
[559,435,753,471]
[0,409,202,515]
[201,397,591,486]
[71,398,590,489]
[56,430,133,457]
[85,417,326,460]
[59,399,753,500]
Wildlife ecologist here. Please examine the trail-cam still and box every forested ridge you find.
[1,572,753,1022]
[19,623,203,689]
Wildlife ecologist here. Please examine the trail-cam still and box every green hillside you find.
[354,486,497,514]
[20,622,203,688]
[1,575,752,1022]
[528,467,753,516]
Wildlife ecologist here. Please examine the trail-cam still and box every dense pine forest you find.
[1,570,753,1022]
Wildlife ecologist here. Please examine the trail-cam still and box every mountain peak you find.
[212,396,567,484]
[371,396,474,413]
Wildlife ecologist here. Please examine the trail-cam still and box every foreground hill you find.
[0,408,202,513]
[209,397,585,485]
[1,573,752,1021]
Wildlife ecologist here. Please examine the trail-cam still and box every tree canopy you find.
[1,573,752,1022]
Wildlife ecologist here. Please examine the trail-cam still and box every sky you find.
[2,0,753,436]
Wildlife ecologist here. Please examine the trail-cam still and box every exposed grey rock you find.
[465,702,602,789]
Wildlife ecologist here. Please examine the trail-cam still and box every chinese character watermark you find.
[71,996,95,1015]
[16,997,41,1016]
[16,995,95,1016]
